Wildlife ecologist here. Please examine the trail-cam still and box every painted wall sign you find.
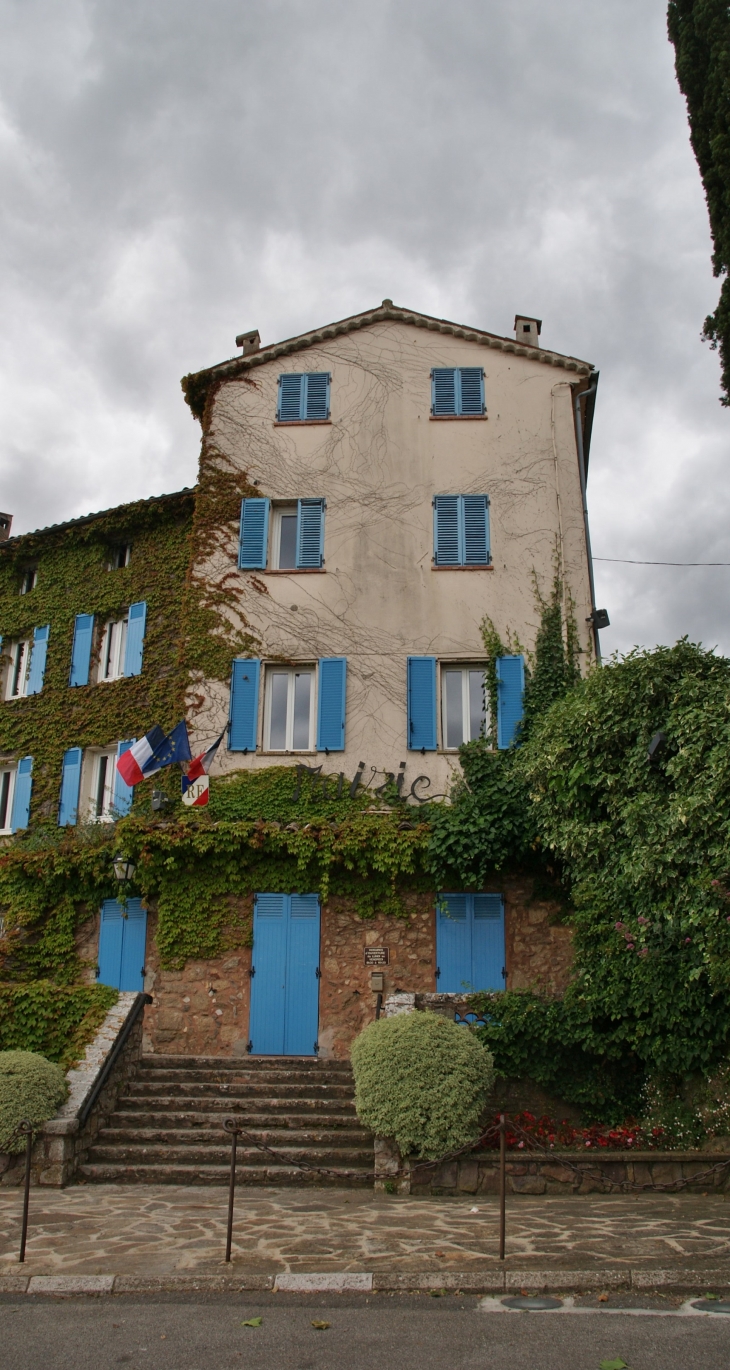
[181,774,210,807]
[364,947,389,967]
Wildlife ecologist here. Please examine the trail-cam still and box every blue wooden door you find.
[249,893,321,1055]
[97,898,147,992]
[436,893,505,992]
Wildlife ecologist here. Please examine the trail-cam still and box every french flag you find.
[115,726,167,787]
[186,730,225,782]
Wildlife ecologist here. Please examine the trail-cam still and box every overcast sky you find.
[1,0,727,657]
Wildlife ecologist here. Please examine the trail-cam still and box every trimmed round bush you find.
[0,1050,67,1154]
[350,1011,494,1160]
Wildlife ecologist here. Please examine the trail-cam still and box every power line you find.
[594,557,730,567]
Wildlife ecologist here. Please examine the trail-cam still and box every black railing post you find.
[18,1120,33,1264]
[498,1113,506,1262]
[224,1119,239,1263]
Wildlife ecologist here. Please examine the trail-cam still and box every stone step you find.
[110,1109,362,1130]
[133,1070,354,1089]
[126,1081,356,1100]
[86,1142,372,1166]
[76,1162,373,1187]
[139,1054,354,1073]
[116,1096,357,1117]
[98,1126,372,1147]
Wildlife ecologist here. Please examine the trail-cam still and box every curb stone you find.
[0,1268,727,1296]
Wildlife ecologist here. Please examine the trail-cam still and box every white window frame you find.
[0,766,16,833]
[19,568,37,595]
[5,641,30,700]
[79,748,117,822]
[263,664,316,752]
[270,503,298,570]
[98,617,128,682]
[440,664,488,751]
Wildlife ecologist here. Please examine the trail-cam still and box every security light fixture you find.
[588,608,610,630]
[151,790,171,812]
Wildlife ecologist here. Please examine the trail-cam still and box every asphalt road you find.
[0,1293,729,1370]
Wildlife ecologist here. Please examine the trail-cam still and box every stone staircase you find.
[78,1054,374,1187]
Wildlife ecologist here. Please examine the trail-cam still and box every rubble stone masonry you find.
[74,877,574,1058]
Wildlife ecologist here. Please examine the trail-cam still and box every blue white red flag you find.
[186,730,225,782]
[116,726,167,787]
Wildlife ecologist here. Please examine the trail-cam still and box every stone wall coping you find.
[427,1149,730,1163]
[56,991,141,1123]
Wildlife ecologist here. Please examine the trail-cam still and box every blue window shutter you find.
[98,900,124,989]
[436,894,471,992]
[407,656,437,750]
[431,368,457,415]
[471,894,505,990]
[238,497,270,569]
[26,625,50,695]
[69,614,94,687]
[434,496,461,565]
[229,659,260,751]
[457,368,485,415]
[317,658,347,752]
[278,374,305,421]
[58,748,82,827]
[119,900,147,992]
[123,602,147,677]
[10,756,32,831]
[296,499,325,568]
[463,496,490,565]
[113,740,135,817]
[496,654,525,749]
[304,373,330,420]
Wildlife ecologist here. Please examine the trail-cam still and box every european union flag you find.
[142,720,192,777]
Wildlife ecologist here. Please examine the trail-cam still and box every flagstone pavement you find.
[1,1186,730,1276]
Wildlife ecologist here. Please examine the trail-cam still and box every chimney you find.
[235,329,261,356]
[514,315,542,348]
[0,513,13,541]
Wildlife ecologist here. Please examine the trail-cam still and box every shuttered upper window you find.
[277,373,331,422]
[433,495,490,566]
[431,368,485,416]
[239,498,325,570]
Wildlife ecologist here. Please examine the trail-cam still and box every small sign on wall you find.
[364,947,389,967]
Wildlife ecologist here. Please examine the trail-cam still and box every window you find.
[433,495,490,566]
[5,641,30,699]
[98,618,128,682]
[90,750,116,821]
[441,667,487,749]
[19,568,37,595]
[229,656,346,754]
[431,367,485,417]
[238,498,325,570]
[277,372,330,422]
[273,505,299,569]
[0,767,16,833]
[264,666,315,751]
[108,544,131,570]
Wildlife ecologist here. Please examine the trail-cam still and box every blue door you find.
[249,893,321,1055]
[436,893,505,992]
[97,898,147,992]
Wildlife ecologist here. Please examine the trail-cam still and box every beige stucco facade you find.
[188,306,596,797]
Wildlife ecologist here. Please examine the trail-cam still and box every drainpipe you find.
[573,374,603,663]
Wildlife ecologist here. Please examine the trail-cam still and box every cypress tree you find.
[668,2,730,403]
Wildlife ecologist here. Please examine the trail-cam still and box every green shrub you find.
[0,1050,67,1153]
[350,1011,494,1160]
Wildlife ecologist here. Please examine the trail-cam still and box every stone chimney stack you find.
[0,513,13,541]
[514,315,542,348]
[235,329,261,356]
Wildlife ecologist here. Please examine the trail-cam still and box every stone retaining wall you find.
[0,992,146,1188]
[378,1148,730,1195]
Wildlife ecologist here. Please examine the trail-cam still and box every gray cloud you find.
[0,0,727,654]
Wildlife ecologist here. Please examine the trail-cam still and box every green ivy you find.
[0,982,118,1069]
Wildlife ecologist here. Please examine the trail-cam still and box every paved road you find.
[1,1293,728,1369]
